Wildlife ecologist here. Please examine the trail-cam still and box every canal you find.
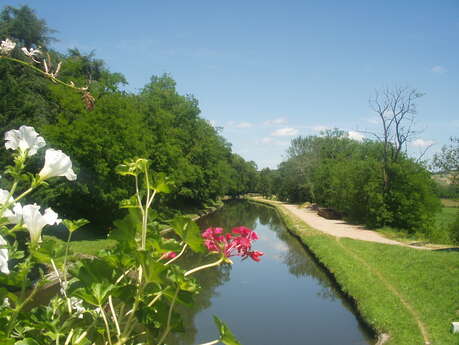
[168,200,374,345]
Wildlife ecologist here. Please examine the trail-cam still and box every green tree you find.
[0,5,55,48]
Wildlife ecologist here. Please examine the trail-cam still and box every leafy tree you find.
[270,130,441,237]
[0,5,55,48]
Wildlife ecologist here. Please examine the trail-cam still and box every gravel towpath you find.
[256,198,430,249]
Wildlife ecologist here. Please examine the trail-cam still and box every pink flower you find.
[202,226,263,262]
[249,251,264,262]
[160,251,177,260]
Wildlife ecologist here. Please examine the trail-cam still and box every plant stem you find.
[99,304,113,345]
[147,292,163,307]
[0,56,86,92]
[109,295,121,338]
[184,257,224,277]
[14,186,34,203]
[155,286,179,345]
[198,340,220,345]
[6,256,33,336]
[51,258,72,314]
[62,231,73,289]
[164,244,187,265]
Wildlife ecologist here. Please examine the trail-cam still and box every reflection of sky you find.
[256,220,289,262]
[191,205,373,345]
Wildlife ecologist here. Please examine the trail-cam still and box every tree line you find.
[0,5,258,232]
[256,115,458,244]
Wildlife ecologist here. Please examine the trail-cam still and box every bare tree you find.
[368,86,424,191]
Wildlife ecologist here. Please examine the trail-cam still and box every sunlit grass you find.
[251,198,459,345]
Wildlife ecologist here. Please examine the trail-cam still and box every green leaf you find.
[62,218,90,233]
[136,252,167,284]
[116,158,150,176]
[150,172,172,194]
[30,238,67,263]
[169,216,204,253]
[14,339,41,345]
[213,316,243,345]
[110,208,142,249]
[119,195,140,209]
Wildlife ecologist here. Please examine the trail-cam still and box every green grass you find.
[440,199,459,208]
[377,206,459,246]
[42,199,224,258]
[68,238,117,256]
[436,206,458,226]
[43,235,117,258]
[250,198,459,345]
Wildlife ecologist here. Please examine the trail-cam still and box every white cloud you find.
[348,131,365,142]
[431,65,447,74]
[260,137,273,144]
[264,117,287,126]
[411,139,435,148]
[272,127,299,137]
[310,125,330,132]
[235,122,253,129]
[257,137,290,146]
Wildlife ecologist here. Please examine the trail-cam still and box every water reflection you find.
[168,200,374,345]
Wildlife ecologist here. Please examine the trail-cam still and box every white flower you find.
[21,47,42,63]
[3,202,23,224]
[0,189,13,206]
[0,38,15,55]
[5,125,46,156]
[39,149,77,181]
[70,297,86,318]
[22,204,61,244]
[0,234,9,274]
[2,298,10,307]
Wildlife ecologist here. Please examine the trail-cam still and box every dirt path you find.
[254,198,429,249]
[252,197,433,344]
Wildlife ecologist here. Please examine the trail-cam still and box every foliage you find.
[259,130,444,240]
[0,127,262,344]
[0,5,55,48]
[0,10,265,343]
[0,5,256,233]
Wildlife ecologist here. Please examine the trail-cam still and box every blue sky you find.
[6,0,459,168]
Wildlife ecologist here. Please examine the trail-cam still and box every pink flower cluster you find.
[202,226,264,262]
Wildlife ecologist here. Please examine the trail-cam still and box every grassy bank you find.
[249,197,459,345]
[43,199,225,257]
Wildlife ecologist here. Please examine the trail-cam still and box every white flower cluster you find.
[1,38,63,79]
[0,38,15,55]
[3,202,61,244]
[5,125,76,180]
[0,126,78,274]
[21,47,41,63]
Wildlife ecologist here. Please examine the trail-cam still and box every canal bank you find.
[248,197,459,345]
[172,199,375,345]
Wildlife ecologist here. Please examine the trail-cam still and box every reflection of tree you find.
[166,252,231,345]
[254,202,368,316]
[197,200,259,231]
[168,201,256,345]
[168,200,371,344]
[251,202,339,301]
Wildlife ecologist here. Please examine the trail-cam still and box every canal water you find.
[168,200,374,345]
